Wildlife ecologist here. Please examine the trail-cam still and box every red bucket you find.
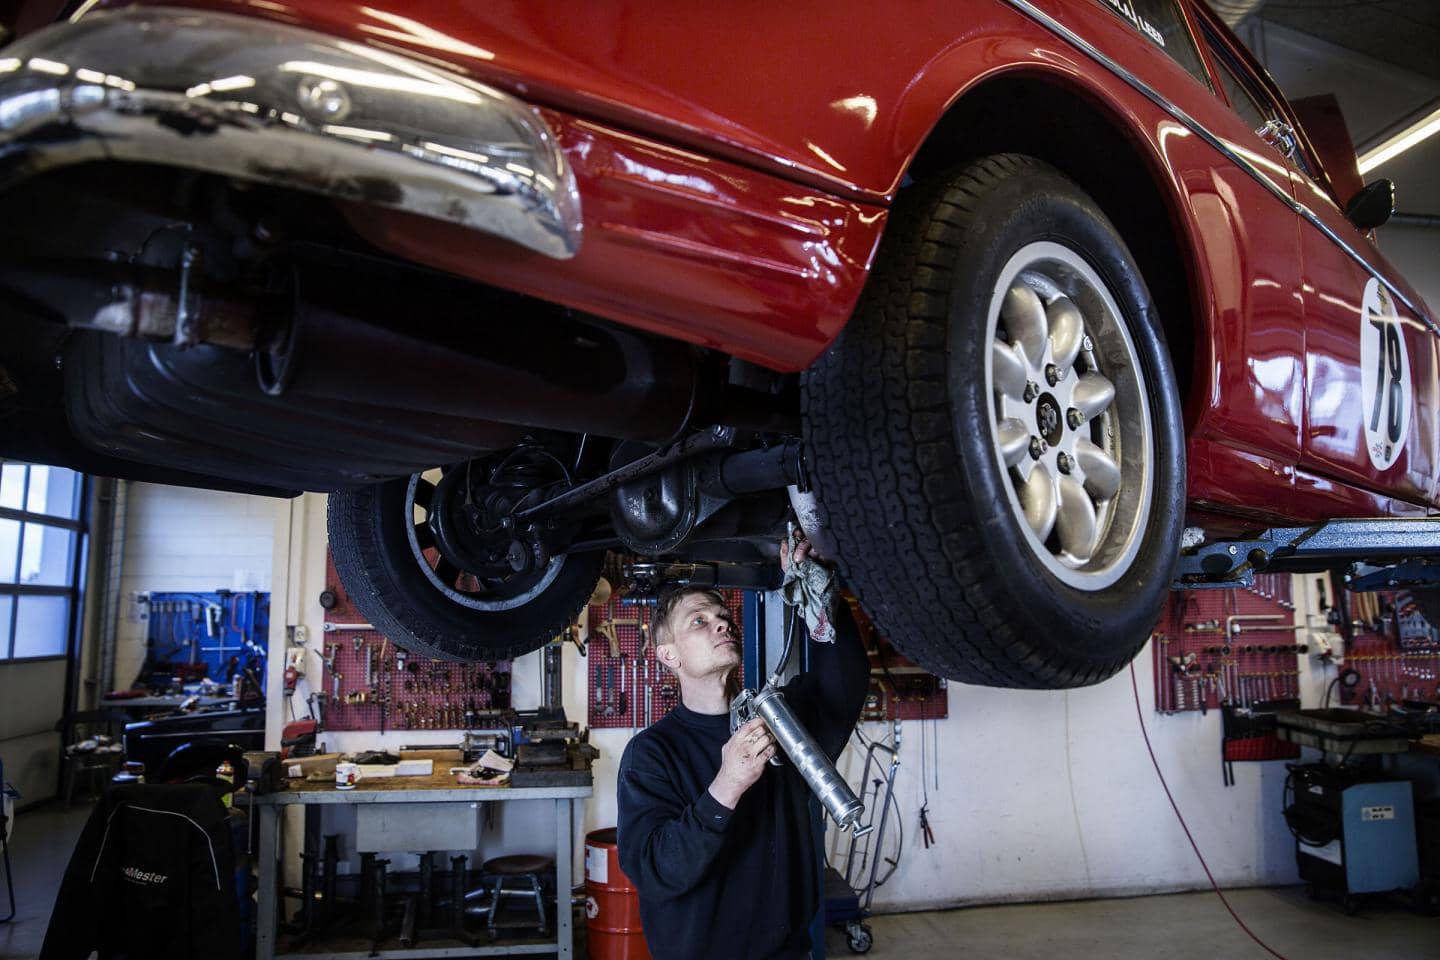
[585,828,650,960]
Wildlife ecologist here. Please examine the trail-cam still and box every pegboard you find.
[1153,574,1307,715]
[143,590,269,691]
[1332,588,1440,709]
[585,589,744,730]
[319,554,511,732]
[847,596,948,723]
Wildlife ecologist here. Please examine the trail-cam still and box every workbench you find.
[250,773,591,959]
[101,694,239,710]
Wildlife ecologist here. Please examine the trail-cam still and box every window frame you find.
[0,462,89,664]
[1192,8,1330,189]
[1095,0,1215,93]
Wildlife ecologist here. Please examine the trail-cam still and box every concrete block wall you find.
[111,482,275,691]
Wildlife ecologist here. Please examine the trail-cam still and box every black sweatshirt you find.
[617,608,869,960]
[41,783,240,960]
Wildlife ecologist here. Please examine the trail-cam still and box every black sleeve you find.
[616,738,735,900]
[782,601,870,760]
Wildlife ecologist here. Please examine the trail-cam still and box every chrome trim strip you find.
[999,0,1438,336]
[0,7,581,259]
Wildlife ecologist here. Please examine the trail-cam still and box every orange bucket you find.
[585,828,650,960]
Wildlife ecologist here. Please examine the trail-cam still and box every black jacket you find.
[617,609,869,960]
[41,783,240,960]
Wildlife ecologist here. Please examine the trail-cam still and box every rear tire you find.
[802,154,1185,687]
[329,478,603,661]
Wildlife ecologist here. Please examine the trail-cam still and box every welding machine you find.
[1283,763,1419,910]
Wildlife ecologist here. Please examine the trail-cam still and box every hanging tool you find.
[596,620,620,659]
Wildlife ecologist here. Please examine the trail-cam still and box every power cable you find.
[1128,662,1292,960]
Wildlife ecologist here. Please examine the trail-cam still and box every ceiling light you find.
[1357,102,1440,175]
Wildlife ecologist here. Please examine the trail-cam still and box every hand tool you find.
[639,622,651,656]
[323,622,376,632]
[644,662,652,726]
[602,664,618,717]
[596,620,621,658]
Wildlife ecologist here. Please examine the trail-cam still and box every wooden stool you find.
[481,854,553,938]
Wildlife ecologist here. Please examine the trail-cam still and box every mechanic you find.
[616,537,869,960]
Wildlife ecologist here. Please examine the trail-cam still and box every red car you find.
[1,0,1434,687]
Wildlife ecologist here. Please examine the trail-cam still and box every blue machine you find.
[1286,763,1419,908]
[143,590,269,693]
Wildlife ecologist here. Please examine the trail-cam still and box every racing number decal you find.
[1359,278,1410,471]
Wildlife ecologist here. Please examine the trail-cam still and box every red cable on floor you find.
[1128,662,1292,960]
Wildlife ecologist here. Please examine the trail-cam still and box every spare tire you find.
[802,154,1185,688]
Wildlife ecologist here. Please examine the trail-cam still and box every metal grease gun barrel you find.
[750,686,865,830]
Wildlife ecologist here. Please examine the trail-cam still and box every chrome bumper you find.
[0,7,581,258]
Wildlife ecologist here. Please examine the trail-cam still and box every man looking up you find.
[617,537,869,960]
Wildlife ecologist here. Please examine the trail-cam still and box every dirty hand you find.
[709,717,775,809]
[780,534,812,573]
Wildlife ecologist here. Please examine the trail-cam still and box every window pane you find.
[0,463,23,510]
[19,524,77,587]
[25,465,79,519]
[13,594,69,658]
[0,595,11,658]
[1211,51,1272,133]
[1100,0,1211,90]
[0,519,18,583]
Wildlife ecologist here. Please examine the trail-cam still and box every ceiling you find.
[1217,0,1440,218]
[1255,0,1440,85]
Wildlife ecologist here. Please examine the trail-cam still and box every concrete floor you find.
[1,800,92,960]
[2,800,1435,959]
[822,888,1439,959]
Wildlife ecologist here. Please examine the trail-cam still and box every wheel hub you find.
[986,241,1153,590]
[403,446,574,612]
[1036,393,1063,447]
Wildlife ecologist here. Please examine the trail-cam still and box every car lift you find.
[1173,517,1440,590]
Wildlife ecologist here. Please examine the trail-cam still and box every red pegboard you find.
[1154,574,1306,714]
[847,597,948,722]
[585,589,744,730]
[319,554,511,732]
[1332,588,1440,709]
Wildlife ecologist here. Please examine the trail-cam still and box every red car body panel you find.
[107,0,1439,521]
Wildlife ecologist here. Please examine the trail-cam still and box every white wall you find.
[111,482,275,691]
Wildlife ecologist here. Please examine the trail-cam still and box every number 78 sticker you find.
[1359,278,1411,471]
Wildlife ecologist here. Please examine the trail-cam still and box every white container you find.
[335,761,360,790]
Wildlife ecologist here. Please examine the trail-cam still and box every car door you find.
[1180,13,1309,487]
[1287,141,1440,511]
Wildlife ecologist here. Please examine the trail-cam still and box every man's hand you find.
[708,717,775,809]
[780,533,813,573]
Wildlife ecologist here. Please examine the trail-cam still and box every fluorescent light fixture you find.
[27,58,70,76]
[1357,102,1440,175]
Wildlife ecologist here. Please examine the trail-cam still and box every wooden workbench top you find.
[250,769,591,804]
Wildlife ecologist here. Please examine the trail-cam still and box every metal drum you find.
[584,828,650,960]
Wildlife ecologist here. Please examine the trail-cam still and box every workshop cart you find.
[825,738,899,954]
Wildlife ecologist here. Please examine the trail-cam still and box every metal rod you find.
[514,426,736,523]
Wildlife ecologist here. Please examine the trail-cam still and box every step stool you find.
[481,854,552,938]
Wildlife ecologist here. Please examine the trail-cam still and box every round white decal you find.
[1359,278,1410,471]
[585,896,599,920]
